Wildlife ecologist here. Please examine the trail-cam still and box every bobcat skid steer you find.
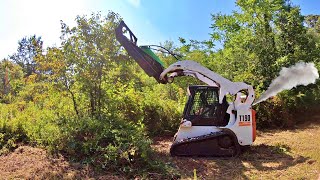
[115,21,256,156]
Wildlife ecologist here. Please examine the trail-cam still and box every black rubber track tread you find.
[170,130,241,157]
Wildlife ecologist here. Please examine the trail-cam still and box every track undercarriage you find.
[170,130,241,157]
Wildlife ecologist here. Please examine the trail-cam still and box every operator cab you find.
[183,86,229,126]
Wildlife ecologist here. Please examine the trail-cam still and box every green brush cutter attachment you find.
[115,21,167,83]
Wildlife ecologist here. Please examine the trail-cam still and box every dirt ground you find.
[0,146,124,180]
[1,114,320,179]
[152,136,319,179]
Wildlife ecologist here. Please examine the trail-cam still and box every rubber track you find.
[170,130,241,157]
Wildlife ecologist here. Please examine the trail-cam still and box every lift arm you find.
[115,21,254,106]
[160,60,255,106]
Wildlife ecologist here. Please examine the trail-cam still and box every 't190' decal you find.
[239,114,251,126]
[239,115,251,122]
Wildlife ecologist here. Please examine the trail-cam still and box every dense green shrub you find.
[60,117,152,173]
[0,81,172,176]
[255,97,293,129]
[141,84,185,136]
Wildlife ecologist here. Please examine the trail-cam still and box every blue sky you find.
[1,0,320,59]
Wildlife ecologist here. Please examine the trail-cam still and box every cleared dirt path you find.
[0,146,124,179]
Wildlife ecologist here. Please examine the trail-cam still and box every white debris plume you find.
[253,62,319,105]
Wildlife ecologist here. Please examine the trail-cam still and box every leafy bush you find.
[0,132,20,155]
[255,98,293,129]
[103,76,185,136]
[255,82,320,129]
[0,81,171,177]
[141,84,185,136]
[61,117,153,174]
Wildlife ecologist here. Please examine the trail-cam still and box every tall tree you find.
[59,12,122,118]
[305,15,320,31]
[10,35,43,76]
[0,59,23,102]
[305,15,320,47]
[210,0,318,89]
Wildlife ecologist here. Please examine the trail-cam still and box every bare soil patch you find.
[0,146,124,179]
